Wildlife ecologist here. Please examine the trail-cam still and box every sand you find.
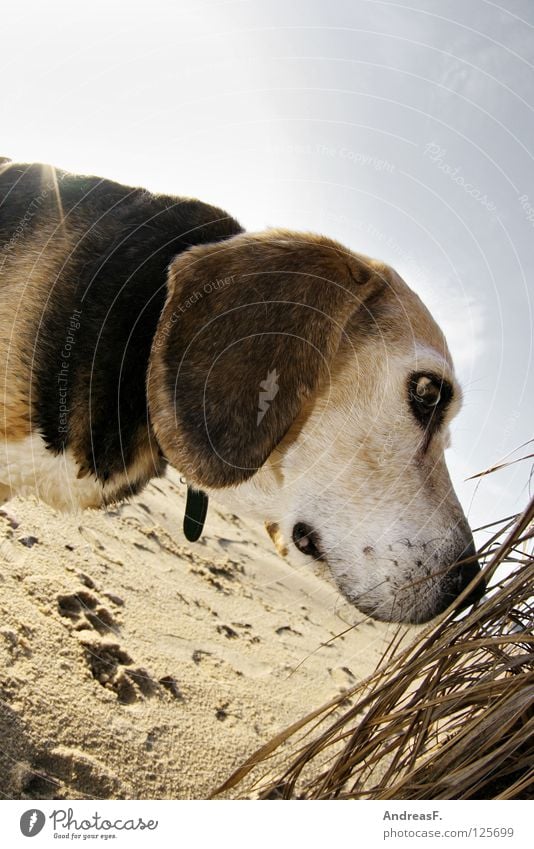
[0,468,403,799]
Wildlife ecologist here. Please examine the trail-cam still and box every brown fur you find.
[0,224,72,439]
[148,230,385,490]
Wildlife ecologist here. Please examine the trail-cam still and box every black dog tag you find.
[183,486,209,542]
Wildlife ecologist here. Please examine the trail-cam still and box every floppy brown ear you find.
[147,230,383,489]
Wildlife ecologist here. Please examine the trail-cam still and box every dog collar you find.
[183,485,209,542]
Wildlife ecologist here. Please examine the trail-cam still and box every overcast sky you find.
[3,0,533,536]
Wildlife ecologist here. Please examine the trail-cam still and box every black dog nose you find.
[450,542,486,611]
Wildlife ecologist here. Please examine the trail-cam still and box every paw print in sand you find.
[57,586,182,705]
[57,589,119,635]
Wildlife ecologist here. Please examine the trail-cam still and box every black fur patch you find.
[0,162,243,485]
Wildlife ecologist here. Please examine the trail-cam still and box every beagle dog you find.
[0,159,484,623]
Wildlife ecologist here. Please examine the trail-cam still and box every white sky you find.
[2,0,533,537]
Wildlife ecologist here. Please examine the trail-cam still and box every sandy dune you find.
[0,469,401,799]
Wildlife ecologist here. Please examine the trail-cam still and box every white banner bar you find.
[2,799,531,848]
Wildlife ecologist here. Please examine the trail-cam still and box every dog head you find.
[148,230,484,623]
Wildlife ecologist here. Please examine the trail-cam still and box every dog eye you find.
[413,375,442,407]
[408,372,452,428]
[292,523,322,559]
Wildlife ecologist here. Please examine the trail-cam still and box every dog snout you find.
[440,540,486,614]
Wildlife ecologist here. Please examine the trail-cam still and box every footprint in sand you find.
[57,586,182,705]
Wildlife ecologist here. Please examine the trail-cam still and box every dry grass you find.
[216,491,534,800]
